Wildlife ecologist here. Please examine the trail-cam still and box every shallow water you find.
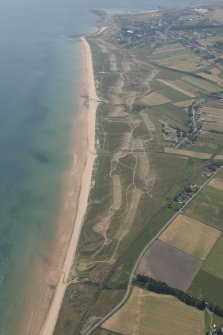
[0,0,212,333]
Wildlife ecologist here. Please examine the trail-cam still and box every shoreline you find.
[40,36,99,335]
[16,35,99,335]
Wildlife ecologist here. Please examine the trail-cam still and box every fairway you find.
[159,214,221,260]
[103,288,205,335]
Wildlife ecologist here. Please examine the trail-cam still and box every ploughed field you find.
[136,239,202,290]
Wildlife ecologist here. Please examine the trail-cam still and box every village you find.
[160,92,223,150]
[114,6,223,60]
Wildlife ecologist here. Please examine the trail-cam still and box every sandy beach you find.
[40,36,99,335]
[16,36,99,335]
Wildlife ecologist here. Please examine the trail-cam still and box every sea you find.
[0,0,213,333]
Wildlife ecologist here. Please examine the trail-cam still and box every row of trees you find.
[135,275,223,318]
[136,275,205,310]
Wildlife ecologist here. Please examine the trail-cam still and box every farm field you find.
[201,105,223,133]
[202,235,223,280]
[158,214,221,260]
[142,91,171,105]
[188,270,223,308]
[164,147,211,159]
[102,288,205,335]
[55,4,223,334]
[208,178,223,192]
[183,184,223,230]
[136,240,202,290]
[151,47,208,72]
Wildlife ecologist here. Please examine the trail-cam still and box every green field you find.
[205,310,223,333]
[188,270,223,307]
[184,185,223,230]
[54,283,98,335]
[103,288,205,335]
[202,235,223,280]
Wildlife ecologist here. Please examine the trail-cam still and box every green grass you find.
[202,234,223,280]
[205,310,223,333]
[151,80,190,102]
[216,168,223,180]
[186,141,219,154]
[84,289,125,330]
[149,103,189,131]
[54,283,98,335]
[182,75,220,92]
[184,185,223,230]
[188,270,223,307]
[163,183,182,203]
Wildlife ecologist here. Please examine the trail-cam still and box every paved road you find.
[84,166,222,335]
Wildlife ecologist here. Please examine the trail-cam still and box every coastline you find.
[40,36,99,335]
[16,36,99,335]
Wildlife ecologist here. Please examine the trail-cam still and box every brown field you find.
[164,147,211,159]
[142,91,171,105]
[197,72,223,86]
[215,154,223,161]
[103,288,205,335]
[157,53,208,72]
[173,99,195,107]
[136,240,202,290]
[152,43,185,54]
[157,79,196,97]
[206,100,223,109]
[159,214,221,260]
[208,178,223,192]
[201,106,223,132]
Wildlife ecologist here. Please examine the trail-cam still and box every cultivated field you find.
[164,147,211,159]
[184,184,223,230]
[151,48,208,72]
[142,91,171,105]
[157,79,196,98]
[103,288,205,335]
[136,240,202,290]
[201,105,223,133]
[202,234,223,280]
[188,270,223,307]
[158,214,221,260]
[55,5,223,333]
[209,178,223,192]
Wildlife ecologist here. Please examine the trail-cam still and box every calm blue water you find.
[0,0,213,333]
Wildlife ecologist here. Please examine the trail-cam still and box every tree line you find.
[135,274,223,318]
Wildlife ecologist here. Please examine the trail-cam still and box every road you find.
[84,166,222,335]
